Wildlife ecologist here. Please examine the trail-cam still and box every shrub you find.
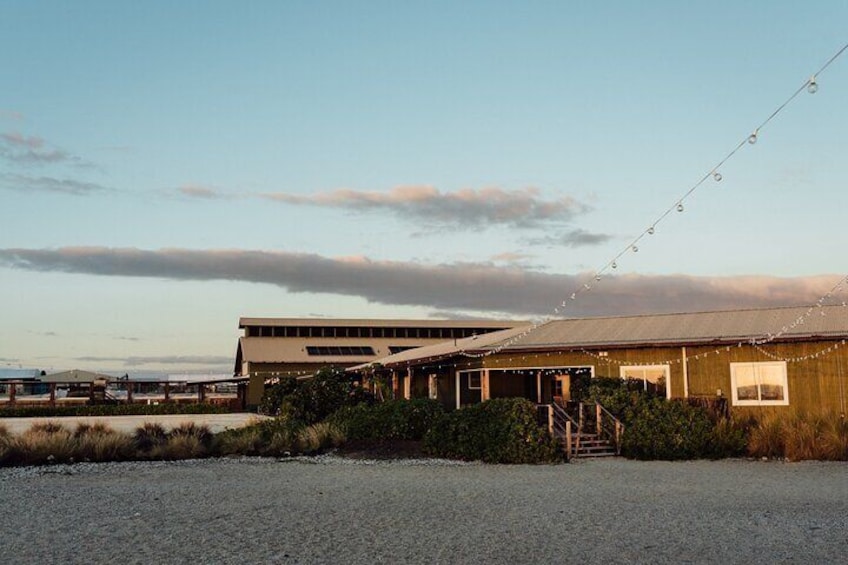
[260,367,372,424]
[621,398,718,460]
[0,403,228,418]
[424,398,560,464]
[13,423,76,465]
[74,423,134,462]
[330,399,444,441]
[259,376,300,416]
[133,423,169,456]
[747,412,848,461]
[295,422,346,453]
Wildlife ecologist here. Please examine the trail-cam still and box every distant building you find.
[234,317,523,406]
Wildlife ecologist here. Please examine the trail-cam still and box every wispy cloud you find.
[0,173,110,195]
[0,246,837,317]
[0,110,24,121]
[260,185,590,230]
[177,184,229,199]
[74,355,232,367]
[490,252,535,264]
[0,130,91,167]
[524,229,613,247]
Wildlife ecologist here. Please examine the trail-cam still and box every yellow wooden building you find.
[355,305,848,418]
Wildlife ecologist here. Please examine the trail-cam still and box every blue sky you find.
[1,1,847,375]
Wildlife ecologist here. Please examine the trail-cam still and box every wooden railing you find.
[543,401,625,458]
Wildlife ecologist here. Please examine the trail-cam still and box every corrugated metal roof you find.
[355,305,848,368]
[511,305,848,349]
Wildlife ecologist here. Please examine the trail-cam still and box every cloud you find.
[0,110,24,121]
[0,246,838,318]
[524,229,613,247]
[490,252,535,264]
[261,185,590,229]
[177,184,228,199]
[0,173,110,195]
[74,355,232,367]
[0,130,90,166]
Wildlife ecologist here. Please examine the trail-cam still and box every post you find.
[578,402,584,431]
[481,369,490,401]
[547,404,554,435]
[596,404,602,435]
[127,381,133,403]
[565,420,573,461]
[9,383,16,405]
[404,368,411,400]
[49,383,56,407]
[615,421,622,454]
[455,370,461,410]
[164,382,170,402]
[536,371,542,404]
[198,384,205,402]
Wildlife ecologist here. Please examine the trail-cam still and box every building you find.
[234,317,523,405]
[351,305,848,418]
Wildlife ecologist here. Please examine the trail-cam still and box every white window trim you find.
[458,369,482,390]
[619,364,671,398]
[730,361,789,406]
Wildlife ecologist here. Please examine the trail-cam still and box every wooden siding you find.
[471,339,848,417]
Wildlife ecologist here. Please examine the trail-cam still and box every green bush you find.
[621,398,744,460]
[0,403,228,418]
[424,398,560,464]
[259,367,372,424]
[330,399,445,441]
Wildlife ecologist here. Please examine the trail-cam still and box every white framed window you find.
[730,362,789,406]
[620,365,670,398]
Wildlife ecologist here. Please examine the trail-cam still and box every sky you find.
[1,1,847,376]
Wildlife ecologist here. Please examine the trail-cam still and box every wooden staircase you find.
[545,401,623,460]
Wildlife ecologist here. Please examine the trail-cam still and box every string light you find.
[452,42,848,360]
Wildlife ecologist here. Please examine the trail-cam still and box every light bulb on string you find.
[713,172,722,182]
[676,203,684,212]
[748,130,758,144]
[647,226,656,235]
[631,245,639,252]
[808,76,818,94]
[611,261,617,269]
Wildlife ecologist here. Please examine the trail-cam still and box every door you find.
[552,373,571,405]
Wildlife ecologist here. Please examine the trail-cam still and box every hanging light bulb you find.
[748,130,758,144]
[676,202,684,212]
[595,274,602,281]
[570,293,576,300]
[611,260,617,269]
[808,75,818,94]
[631,245,639,252]
[583,283,591,290]
[713,171,722,182]
[648,226,656,234]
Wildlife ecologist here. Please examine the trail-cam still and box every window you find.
[467,371,481,390]
[305,346,376,356]
[620,365,670,398]
[730,362,789,406]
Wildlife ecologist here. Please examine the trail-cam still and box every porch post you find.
[536,371,542,404]
[392,370,400,400]
[404,368,411,399]
[49,383,56,407]
[681,346,689,398]
[455,370,461,410]
[481,369,491,401]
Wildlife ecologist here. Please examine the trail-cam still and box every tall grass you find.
[748,412,848,461]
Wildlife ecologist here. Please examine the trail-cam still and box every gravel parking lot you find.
[1,456,846,564]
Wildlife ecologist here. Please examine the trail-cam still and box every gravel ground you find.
[1,456,846,564]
